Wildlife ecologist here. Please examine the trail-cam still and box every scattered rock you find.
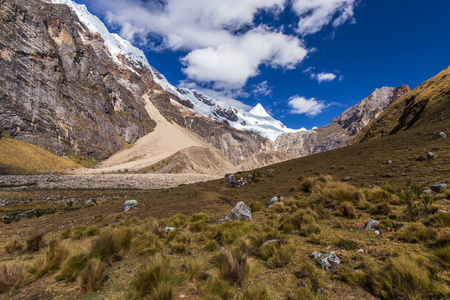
[266,169,274,174]
[164,227,176,234]
[122,199,138,212]
[386,160,393,165]
[357,249,364,253]
[423,189,432,194]
[365,219,380,230]
[430,183,447,192]
[81,199,97,209]
[216,219,225,224]
[247,174,254,182]
[266,196,284,208]
[316,252,341,270]
[262,239,280,247]
[439,132,446,138]
[375,230,381,235]
[224,201,251,221]
[342,177,352,182]
[310,251,323,260]
[427,152,438,160]
[227,174,237,188]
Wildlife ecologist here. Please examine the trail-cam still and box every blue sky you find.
[75,0,450,129]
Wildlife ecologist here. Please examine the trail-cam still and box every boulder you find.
[430,183,447,192]
[224,201,251,221]
[267,196,284,208]
[365,219,380,230]
[227,174,237,188]
[317,252,341,270]
[216,219,226,224]
[427,152,438,160]
[122,199,138,211]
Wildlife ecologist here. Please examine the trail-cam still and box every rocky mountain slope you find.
[0,0,413,176]
[274,85,410,157]
[354,66,450,143]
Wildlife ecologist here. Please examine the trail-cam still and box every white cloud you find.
[288,96,327,116]
[291,0,356,35]
[252,81,272,96]
[316,72,337,83]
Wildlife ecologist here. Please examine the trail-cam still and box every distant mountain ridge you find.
[0,0,414,175]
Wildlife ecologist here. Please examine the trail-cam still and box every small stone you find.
[357,249,364,253]
[164,227,176,234]
[262,239,279,247]
[438,132,446,138]
[386,160,393,165]
[216,219,225,224]
[423,189,432,194]
[375,230,380,235]
[266,169,274,174]
[427,152,438,160]
[430,183,447,192]
[266,196,284,208]
[365,219,380,230]
[342,177,352,182]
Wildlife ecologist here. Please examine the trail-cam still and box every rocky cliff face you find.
[274,85,410,157]
[0,0,156,159]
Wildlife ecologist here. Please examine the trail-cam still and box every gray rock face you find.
[439,132,446,138]
[122,199,138,211]
[365,219,380,230]
[274,86,410,157]
[224,201,251,221]
[0,0,155,159]
[315,252,341,270]
[430,183,447,192]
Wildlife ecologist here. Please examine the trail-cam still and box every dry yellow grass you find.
[0,137,80,174]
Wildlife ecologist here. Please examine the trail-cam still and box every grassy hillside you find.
[0,136,81,174]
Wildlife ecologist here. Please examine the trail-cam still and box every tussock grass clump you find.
[70,225,87,240]
[334,238,359,250]
[213,221,254,246]
[290,286,318,300]
[188,212,209,223]
[26,232,45,252]
[4,237,22,254]
[0,263,29,293]
[60,228,72,240]
[164,213,187,228]
[337,201,358,219]
[131,254,177,299]
[242,284,274,300]
[397,223,438,243]
[434,245,450,268]
[169,232,192,254]
[249,201,263,212]
[204,239,219,252]
[55,253,88,282]
[267,244,295,269]
[80,258,107,292]
[366,187,399,205]
[88,234,121,263]
[281,209,321,236]
[130,233,162,256]
[149,220,165,238]
[31,239,69,278]
[369,202,392,215]
[188,220,208,233]
[85,226,100,237]
[299,175,333,193]
[182,257,207,282]
[210,240,250,286]
[114,228,136,254]
[271,202,289,213]
[309,181,365,208]
[424,212,450,228]
[199,278,233,299]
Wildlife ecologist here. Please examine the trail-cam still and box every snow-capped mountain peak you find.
[50,0,306,141]
[250,103,271,117]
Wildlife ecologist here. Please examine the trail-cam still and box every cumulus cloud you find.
[288,96,327,116]
[316,72,337,83]
[291,0,356,35]
[252,81,272,96]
